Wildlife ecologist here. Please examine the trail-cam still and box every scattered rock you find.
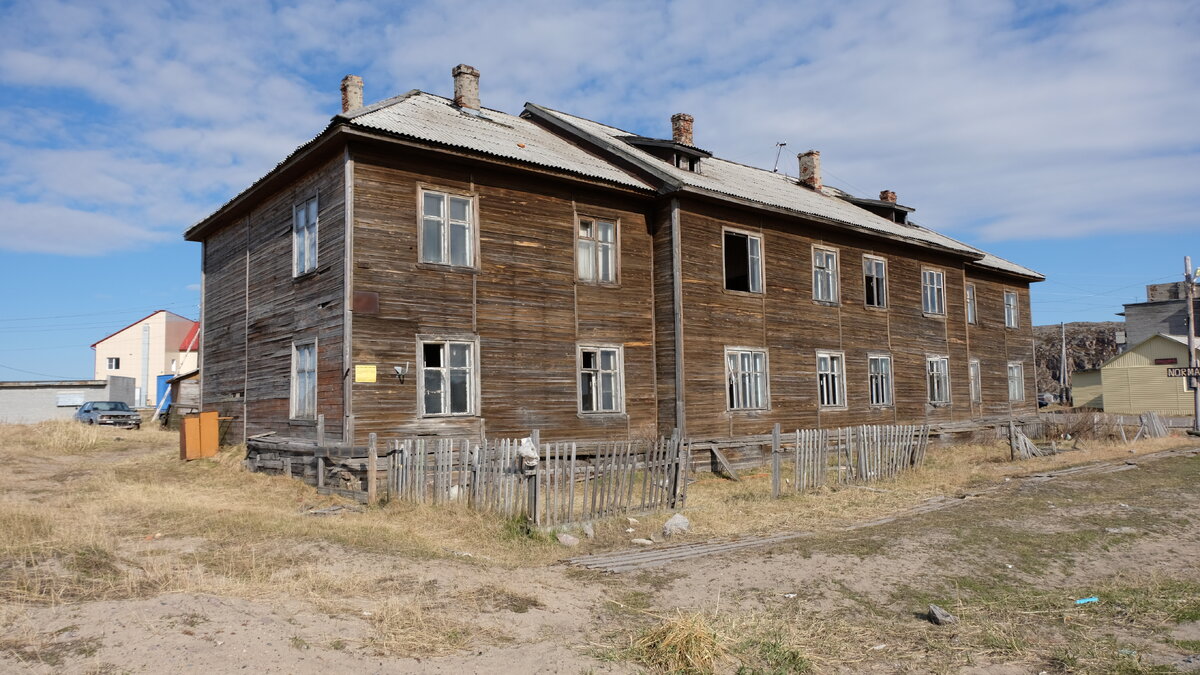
[624,528,636,533]
[1105,527,1137,534]
[627,517,639,526]
[928,604,957,625]
[556,533,580,547]
[662,513,690,538]
[630,538,654,546]
[580,522,595,539]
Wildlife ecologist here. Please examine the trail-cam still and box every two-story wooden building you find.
[185,65,1042,446]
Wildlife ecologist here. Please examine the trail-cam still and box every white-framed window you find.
[969,358,982,403]
[863,255,887,308]
[106,357,120,370]
[725,347,768,410]
[1004,290,1019,328]
[1007,361,1025,401]
[420,189,475,267]
[419,338,477,416]
[723,229,763,293]
[868,354,893,406]
[290,340,317,419]
[816,350,846,407]
[578,345,624,414]
[926,355,951,404]
[966,283,978,324]
[812,247,839,303]
[293,195,318,276]
[577,217,617,284]
[922,269,945,315]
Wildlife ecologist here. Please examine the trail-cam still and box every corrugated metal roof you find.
[342,93,651,190]
[528,104,1044,279]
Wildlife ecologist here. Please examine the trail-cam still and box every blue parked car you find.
[73,401,141,429]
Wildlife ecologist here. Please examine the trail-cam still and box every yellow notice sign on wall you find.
[354,365,377,383]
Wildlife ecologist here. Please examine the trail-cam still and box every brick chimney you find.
[341,75,363,114]
[798,150,821,190]
[879,190,897,203]
[671,113,694,146]
[453,64,480,110]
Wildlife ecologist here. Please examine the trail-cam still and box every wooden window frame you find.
[816,350,847,409]
[926,354,951,405]
[867,353,894,407]
[290,338,317,420]
[863,255,888,309]
[969,357,982,404]
[417,334,480,418]
[812,246,840,305]
[1004,290,1019,329]
[575,215,620,286]
[292,194,319,277]
[417,185,479,270]
[725,346,770,411]
[577,344,626,415]
[721,227,764,295]
[1007,361,1025,401]
[921,267,946,316]
[965,283,978,324]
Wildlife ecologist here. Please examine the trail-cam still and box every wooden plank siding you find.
[966,269,1037,417]
[347,143,658,444]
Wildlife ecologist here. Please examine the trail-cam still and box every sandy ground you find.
[2,441,1199,673]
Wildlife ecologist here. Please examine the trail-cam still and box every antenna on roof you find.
[771,142,787,173]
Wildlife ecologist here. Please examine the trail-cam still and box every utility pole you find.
[1186,256,1200,434]
[1060,321,1069,406]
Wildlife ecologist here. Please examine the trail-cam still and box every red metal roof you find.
[179,321,200,351]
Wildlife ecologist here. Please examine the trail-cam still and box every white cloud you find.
[0,199,167,255]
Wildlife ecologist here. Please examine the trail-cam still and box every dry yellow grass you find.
[0,420,175,459]
[627,610,728,674]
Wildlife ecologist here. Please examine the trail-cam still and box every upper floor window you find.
[579,345,623,413]
[577,217,616,284]
[723,230,762,293]
[922,269,945,315]
[868,354,893,406]
[106,357,120,370]
[420,190,474,267]
[965,283,978,324]
[812,247,839,303]
[969,358,982,403]
[863,256,887,308]
[1007,361,1025,401]
[1004,291,1019,328]
[726,347,768,410]
[293,196,318,276]
[927,355,950,404]
[291,340,317,420]
[816,351,845,407]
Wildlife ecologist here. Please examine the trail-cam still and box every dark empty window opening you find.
[723,231,762,293]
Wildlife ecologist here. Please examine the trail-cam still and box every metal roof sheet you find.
[342,92,651,190]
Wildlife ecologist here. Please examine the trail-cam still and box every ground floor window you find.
[817,351,845,407]
[291,340,317,419]
[579,345,623,413]
[726,348,768,410]
[969,358,982,403]
[927,355,951,404]
[420,339,475,416]
[868,354,893,406]
[1007,361,1025,401]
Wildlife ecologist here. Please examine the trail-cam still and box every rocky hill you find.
[1033,321,1123,397]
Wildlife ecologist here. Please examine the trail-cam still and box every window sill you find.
[819,405,848,411]
[922,312,947,320]
[420,413,479,419]
[864,304,888,311]
[812,299,840,307]
[578,411,628,419]
[288,419,317,426]
[416,262,478,274]
[726,407,770,414]
[292,268,324,283]
[722,287,764,298]
[867,404,895,409]
[576,280,622,289]
[926,402,952,408]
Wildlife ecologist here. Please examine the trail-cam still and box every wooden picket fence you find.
[771,423,930,497]
[378,434,687,527]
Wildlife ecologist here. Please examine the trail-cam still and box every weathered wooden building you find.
[185,66,1042,446]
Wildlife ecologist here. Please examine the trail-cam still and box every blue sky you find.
[1,0,1198,380]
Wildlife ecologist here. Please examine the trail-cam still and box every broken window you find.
[577,218,617,283]
[293,195,318,276]
[863,255,887,308]
[868,354,893,406]
[579,346,623,413]
[922,269,945,315]
[813,247,839,303]
[723,230,762,293]
[421,340,474,416]
[1007,362,1025,401]
[726,348,767,410]
[927,356,950,404]
[966,283,978,324]
[969,358,982,403]
[817,351,845,407]
[1004,291,1019,328]
[420,190,474,267]
[291,340,317,419]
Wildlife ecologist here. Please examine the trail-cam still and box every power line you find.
[0,361,76,380]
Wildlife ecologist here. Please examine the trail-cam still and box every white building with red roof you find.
[91,310,198,407]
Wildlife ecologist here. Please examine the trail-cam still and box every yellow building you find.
[1082,334,1198,415]
[91,310,199,407]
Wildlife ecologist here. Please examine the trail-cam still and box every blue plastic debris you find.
[1075,597,1099,605]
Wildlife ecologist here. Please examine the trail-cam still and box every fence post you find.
[528,429,541,525]
[1007,420,1017,462]
[667,429,682,509]
[315,414,326,489]
[367,432,378,505]
[771,423,782,499]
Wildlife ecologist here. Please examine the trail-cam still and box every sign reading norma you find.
[1166,366,1200,377]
